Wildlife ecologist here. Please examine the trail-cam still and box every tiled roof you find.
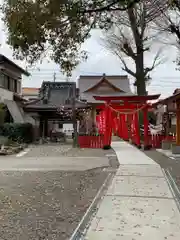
[24,82,89,110]
[22,87,39,95]
[0,54,30,76]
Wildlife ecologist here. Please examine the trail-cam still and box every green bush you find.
[0,123,33,143]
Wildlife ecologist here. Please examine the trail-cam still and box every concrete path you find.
[83,141,180,239]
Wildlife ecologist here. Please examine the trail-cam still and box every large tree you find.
[2,0,141,76]
[102,0,167,95]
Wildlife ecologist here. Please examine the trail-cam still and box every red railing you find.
[78,135,104,148]
[147,135,175,148]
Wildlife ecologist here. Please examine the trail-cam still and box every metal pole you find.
[72,83,78,147]
[53,72,56,82]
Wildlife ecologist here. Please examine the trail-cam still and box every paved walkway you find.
[83,141,180,239]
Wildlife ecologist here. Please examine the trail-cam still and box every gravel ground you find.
[144,149,180,188]
[25,143,115,158]
[0,169,109,240]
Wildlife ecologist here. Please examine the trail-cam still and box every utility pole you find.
[53,72,56,82]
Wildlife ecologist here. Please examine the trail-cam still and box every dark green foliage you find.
[2,0,140,76]
[0,123,33,143]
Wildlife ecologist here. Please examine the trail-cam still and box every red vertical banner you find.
[96,110,106,134]
[128,114,133,141]
[117,114,121,138]
[143,107,149,148]
[113,117,118,135]
[121,114,128,140]
[103,104,113,146]
[104,105,110,146]
[108,106,113,145]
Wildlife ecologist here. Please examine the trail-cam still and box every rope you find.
[107,104,147,115]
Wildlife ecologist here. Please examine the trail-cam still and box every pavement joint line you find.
[105,194,174,200]
[0,168,89,172]
[60,157,108,159]
[115,174,164,178]
[69,172,115,240]
[162,168,180,212]
[119,164,161,166]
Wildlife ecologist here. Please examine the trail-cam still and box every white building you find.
[0,54,32,123]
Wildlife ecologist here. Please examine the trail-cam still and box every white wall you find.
[0,87,13,102]
[172,116,176,125]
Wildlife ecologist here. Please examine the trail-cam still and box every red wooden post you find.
[134,111,141,148]
[104,104,109,146]
[128,114,132,141]
[123,114,129,141]
[143,107,149,149]
[121,114,126,140]
[118,114,122,138]
[108,107,113,145]
[103,102,113,146]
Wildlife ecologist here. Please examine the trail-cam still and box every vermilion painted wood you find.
[78,135,104,148]
[94,94,160,102]
[96,104,151,110]
[93,94,161,149]
[134,112,141,147]
[143,107,149,148]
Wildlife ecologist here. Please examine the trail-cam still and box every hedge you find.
[0,123,33,143]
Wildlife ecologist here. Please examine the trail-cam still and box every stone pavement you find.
[83,141,180,240]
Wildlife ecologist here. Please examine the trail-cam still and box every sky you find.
[0,9,180,99]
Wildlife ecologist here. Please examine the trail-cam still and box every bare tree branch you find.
[114,49,136,77]
[101,0,165,95]
[81,0,142,14]
[144,48,164,76]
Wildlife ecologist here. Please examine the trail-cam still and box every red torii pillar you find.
[143,106,150,149]
[103,102,113,146]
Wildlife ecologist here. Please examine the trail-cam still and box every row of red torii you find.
[94,94,162,149]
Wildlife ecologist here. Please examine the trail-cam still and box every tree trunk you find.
[136,51,147,96]
[136,74,146,96]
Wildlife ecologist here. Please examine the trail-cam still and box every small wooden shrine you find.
[152,91,180,152]
[23,81,90,139]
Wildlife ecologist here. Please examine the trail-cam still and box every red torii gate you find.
[94,94,160,149]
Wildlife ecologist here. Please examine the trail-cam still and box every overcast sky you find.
[0,9,180,99]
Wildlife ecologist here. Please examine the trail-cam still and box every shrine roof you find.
[84,75,124,93]
[93,94,160,102]
[24,81,89,111]
[78,74,132,102]
[24,100,89,111]
[152,92,180,106]
[81,92,135,103]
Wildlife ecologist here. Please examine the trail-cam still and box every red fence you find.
[146,135,175,149]
[78,135,104,148]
